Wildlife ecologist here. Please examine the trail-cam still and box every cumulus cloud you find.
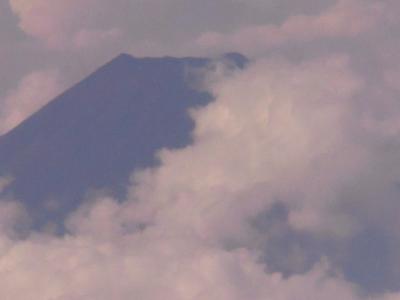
[0,69,63,135]
[0,221,360,300]
[1,52,400,299]
[130,55,370,242]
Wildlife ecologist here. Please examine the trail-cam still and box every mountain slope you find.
[0,53,247,224]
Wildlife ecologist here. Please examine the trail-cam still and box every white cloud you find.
[0,226,360,300]
[127,55,366,243]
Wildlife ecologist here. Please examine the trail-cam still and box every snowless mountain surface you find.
[0,53,247,225]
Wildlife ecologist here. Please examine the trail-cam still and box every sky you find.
[1,0,400,299]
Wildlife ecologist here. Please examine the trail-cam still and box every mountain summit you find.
[0,53,247,225]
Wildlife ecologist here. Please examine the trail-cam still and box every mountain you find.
[0,53,247,227]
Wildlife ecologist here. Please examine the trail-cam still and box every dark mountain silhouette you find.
[0,53,247,226]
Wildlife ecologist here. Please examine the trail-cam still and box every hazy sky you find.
[1,0,400,299]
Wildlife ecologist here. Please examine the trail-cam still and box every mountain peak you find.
[0,53,246,227]
[108,53,137,64]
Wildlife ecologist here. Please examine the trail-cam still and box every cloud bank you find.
[1,52,400,298]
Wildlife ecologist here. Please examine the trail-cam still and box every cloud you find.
[194,0,385,56]
[0,69,63,135]
[0,200,359,299]
[1,53,400,299]
[8,0,122,50]
[7,0,386,55]
[128,55,366,243]
[0,222,360,300]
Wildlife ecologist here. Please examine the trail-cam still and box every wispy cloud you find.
[195,0,385,55]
